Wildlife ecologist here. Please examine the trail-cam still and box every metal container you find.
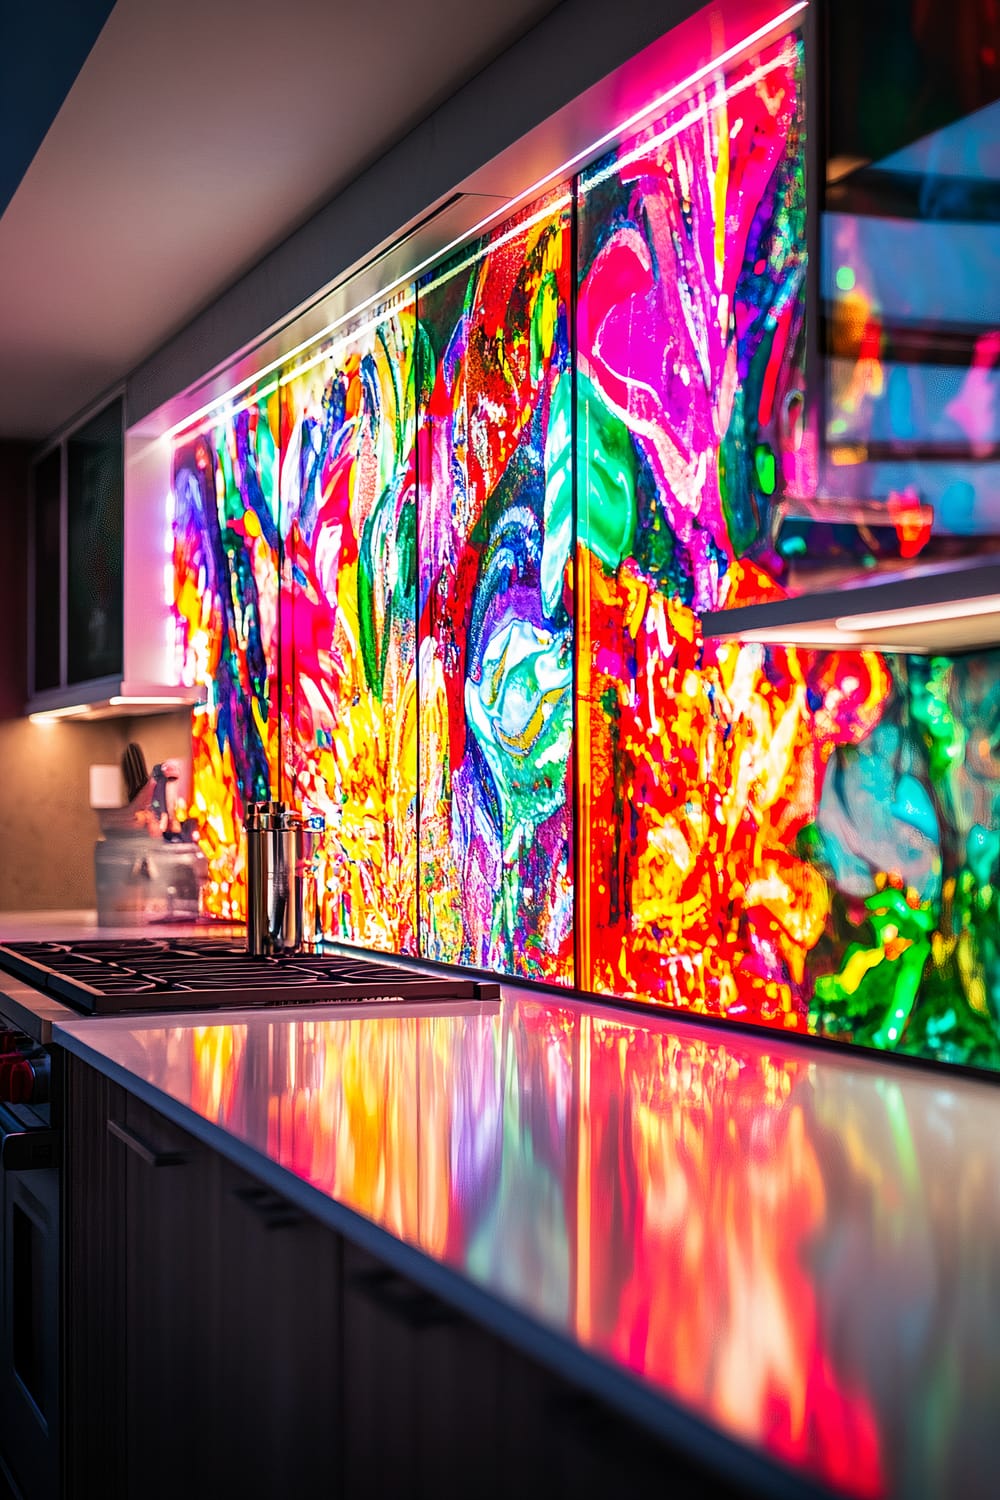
[94,838,208,927]
[244,801,324,956]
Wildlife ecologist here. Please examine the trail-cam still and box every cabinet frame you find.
[27,388,126,712]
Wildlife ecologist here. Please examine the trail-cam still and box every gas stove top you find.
[0,938,499,1016]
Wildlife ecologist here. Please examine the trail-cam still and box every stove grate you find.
[0,939,500,1015]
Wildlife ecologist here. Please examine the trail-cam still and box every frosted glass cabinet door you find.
[66,397,123,684]
[799,0,1000,590]
[31,446,62,694]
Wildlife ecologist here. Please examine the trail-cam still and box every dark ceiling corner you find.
[0,0,117,219]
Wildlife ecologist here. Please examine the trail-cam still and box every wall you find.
[0,718,131,911]
[119,709,193,776]
[0,709,192,913]
[3,0,709,915]
[86,0,984,1079]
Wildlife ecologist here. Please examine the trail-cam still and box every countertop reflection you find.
[56,991,1000,1499]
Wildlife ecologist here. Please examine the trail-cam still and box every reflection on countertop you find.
[55,988,1000,1500]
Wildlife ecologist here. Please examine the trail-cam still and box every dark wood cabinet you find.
[65,1060,343,1500]
[214,1156,342,1497]
[115,1092,222,1496]
[63,1061,127,1497]
[342,1239,503,1500]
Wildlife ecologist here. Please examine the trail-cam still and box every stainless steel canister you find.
[244,801,325,956]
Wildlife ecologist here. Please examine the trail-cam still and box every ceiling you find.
[0,0,562,442]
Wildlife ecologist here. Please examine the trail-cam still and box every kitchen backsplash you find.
[169,23,1000,1074]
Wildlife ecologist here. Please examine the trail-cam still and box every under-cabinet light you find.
[728,628,922,652]
[108,695,194,707]
[29,704,89,724]
[836,596,1000,634]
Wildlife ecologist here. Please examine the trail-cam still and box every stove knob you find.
[8,1059,33,1104]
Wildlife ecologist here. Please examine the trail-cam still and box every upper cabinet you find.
[29,395,123,708]
[31,444,63,696]
[27,394,200,721]
[66,399,125,686]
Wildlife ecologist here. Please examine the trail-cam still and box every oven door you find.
[0,1098,61,1500]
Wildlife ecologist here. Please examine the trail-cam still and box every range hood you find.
[702,558,1000,655]
[27,681,202,724]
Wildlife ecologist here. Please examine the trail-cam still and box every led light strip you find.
[28,704,90,724]
[582,41,798,193]
[108,694,196,707]
[279,290,418,389]
[720,594,1000,652]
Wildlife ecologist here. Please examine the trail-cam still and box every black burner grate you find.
[0,939,499,1015]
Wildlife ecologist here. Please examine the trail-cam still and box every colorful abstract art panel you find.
[417,192,575,982]
[279,295,418,952]
[576,30,811,1011]
[811,649,1000,1070]
[166,9,1000,1074]
[574,25,1000,1069]
[171,393,281,917]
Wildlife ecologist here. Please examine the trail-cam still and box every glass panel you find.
[171,391,281,917]
[810,646,1000,1070]
[417,190,574,982]
[576,28,808,1006]
[32,448,61,693]
[66,397,123,682]
[573,14,1000,1069]
[279,292,418,953]
[794,0,1000,589]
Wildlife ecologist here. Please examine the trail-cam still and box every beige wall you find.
[0,709,193,912]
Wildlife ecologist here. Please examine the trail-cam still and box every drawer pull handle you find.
[107,1117,187,1168]
[350,1267,459,1331]
[231,1184,303,1230]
